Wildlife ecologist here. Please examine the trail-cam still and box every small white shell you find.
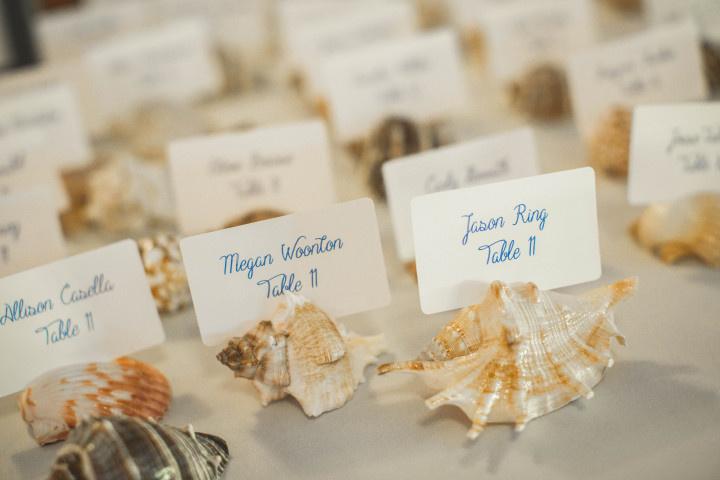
[138,234,192,313]
[217,294,385,417]
[379,278,637,439]
[19,357,171,445]
[631,193,720,267]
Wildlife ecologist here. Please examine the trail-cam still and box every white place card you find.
[483,0,595,81]
[180,198,391,345]
[0,240,164,396]
[629,103,720,205]
[384,128,540,262]
[412,168,601,314]
[285,3,416,96]
[448,0,521,31]
[647,0,720,38]
[323,29,468,143]
[0,189,66,277]
[84,19,223,123]
[568,19,707,138]
[169,120,336,235]
[0,83,91,168]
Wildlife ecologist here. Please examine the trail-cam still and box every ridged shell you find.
[364,116,448,200]
[702,40,720,94]
[223,208,286,229]
[138,234,192,313]
[217,294,385,417]
[47,416,229,480]
[19,357,171,446]
[509,64,570,120]
[588,106,632,177]
[378,278,637,439]
[630,193,720,267]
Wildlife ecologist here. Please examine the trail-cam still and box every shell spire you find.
[217,293,385,417]
[378,279,637,439]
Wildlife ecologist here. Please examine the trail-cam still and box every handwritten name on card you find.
[483,0,595,81]
[286,3,416,96]
[0,240,164,396]
[568,19,707,138]
[0,189,66,277]
[180,198,391,345]
[323,29,468,143]
[84,19,223,123]
[383,128,539,261]
[412,168,601,314]
[629,103,720,205]
[0,83,91,168]
[169,120,336,235]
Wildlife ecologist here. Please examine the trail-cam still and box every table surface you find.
[2,42,720,480]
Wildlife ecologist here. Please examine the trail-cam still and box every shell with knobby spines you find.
[46,416,229,479]
[630,193,720,267]
[217,294,385,417]
[378,278,637,439]
[19,357,171,446]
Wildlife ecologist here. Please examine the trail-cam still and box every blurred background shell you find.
[19,357,171,446]
[137,234,192,314]
[509,64,570,121]
[47,416,229,480]
[588,106,632,177]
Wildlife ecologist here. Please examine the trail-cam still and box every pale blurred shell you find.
[509,64,570,120]
[631,193,720,267]
[19,357,171,445]
[588,106,632,177]
[217,294,385,417]
[138,234,192,313]
[702,40,720,94]
[379,279,637,439]
[223,208,286,229]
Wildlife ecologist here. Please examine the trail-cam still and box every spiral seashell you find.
[378,278,637,439]
[223,208,287,229]
[138,234,192,314]
[217,294,385,417]
[588,105,632,177]
[630,193,720,267]
[47,416,229,480]
[19,357,171,446]
[702,40,720,94]
[509,64,570,120]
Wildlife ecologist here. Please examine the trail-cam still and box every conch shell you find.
[588,106,632,177]
[138,234,192,313]
[217,294,385,417]
[630,193,720,267]
[47,416,229,480]
[19,357,171,445]
[509,64,570,120]
[378,278,637,439]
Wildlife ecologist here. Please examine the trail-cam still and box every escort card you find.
[647,0,720,36]
[285,3,416,96]
[412,168,601,314]
[180,198,391,345]
[84,19,223,123]
[483,0,595,81]
[384,128,539,262]
[323,30,468,143]
[0,188,66,277]
[0,240,164,396]
[567,19,707,138]
[169,120,336,235]
[0,83,91,168]
[629,103,720,205]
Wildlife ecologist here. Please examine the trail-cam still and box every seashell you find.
[601,0,643,13]
[509,64,570,120]
[60,163,103,235]
[138,234,192,313]
[588,105,632,177]
[217,294,385,417]
[19,357,171,446]
[47,416,229,480]
[702,40,720,94]
[223,208,286,229]
[404,261,418,282]
[364,116,449,200]
[84,151,174,233]
[630,193,720,267]
[378,278,637,439]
